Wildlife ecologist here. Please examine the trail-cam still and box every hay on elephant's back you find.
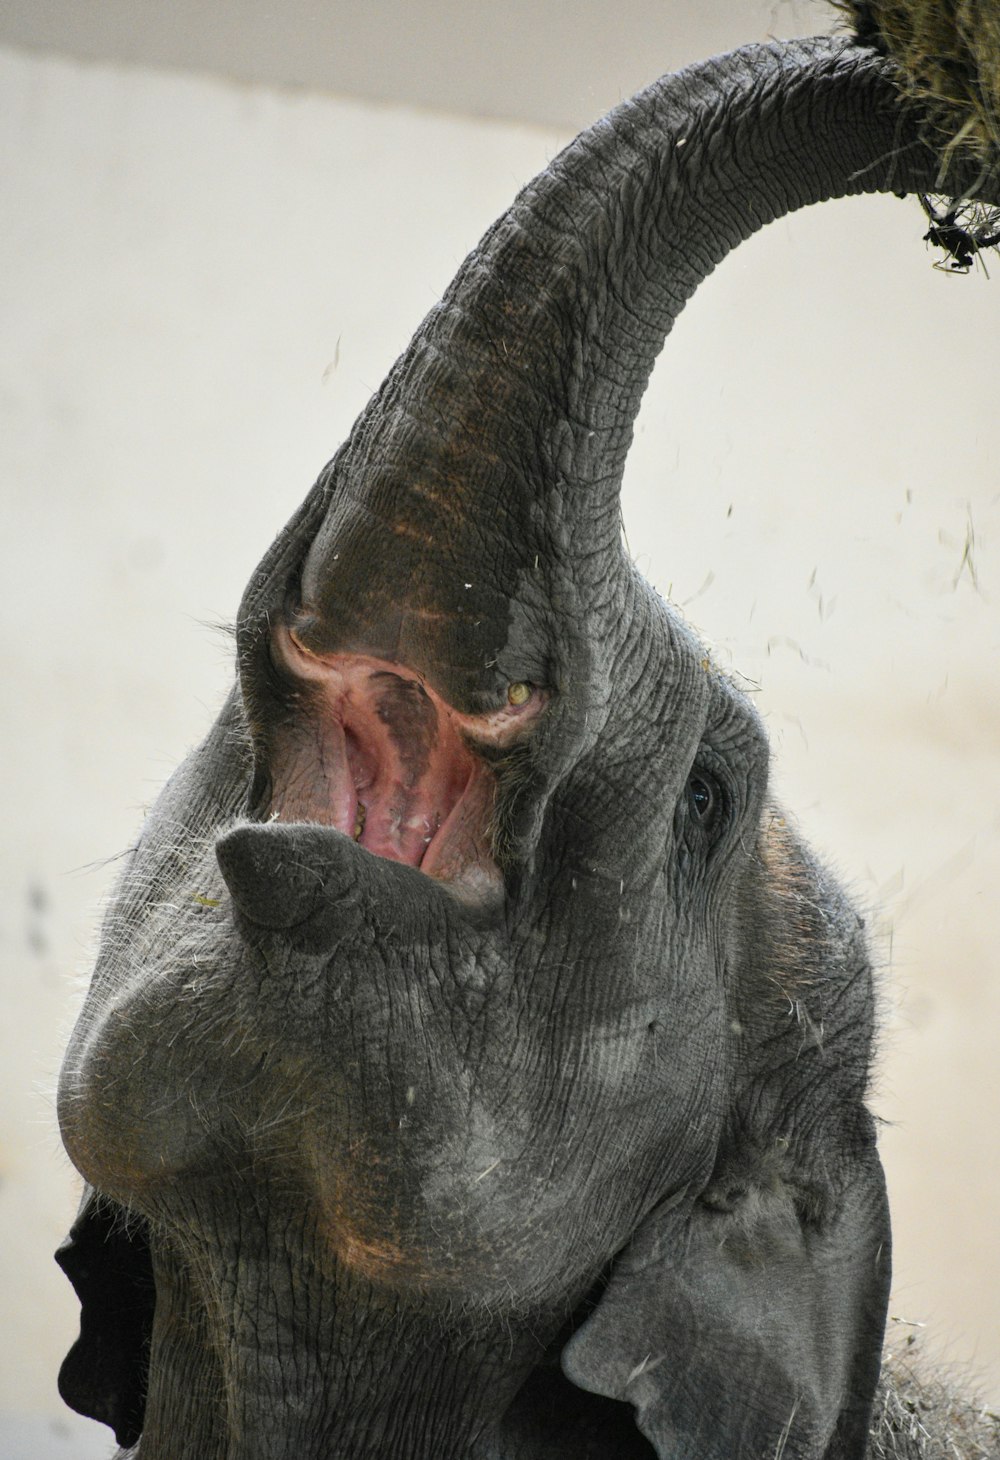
[871,1341,1000,1458]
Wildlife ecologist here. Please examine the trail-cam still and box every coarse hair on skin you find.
[482,738,540,872]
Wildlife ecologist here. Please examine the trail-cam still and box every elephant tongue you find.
[267,627,494,877]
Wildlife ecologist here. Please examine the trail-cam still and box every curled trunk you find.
[240,36,1000,730]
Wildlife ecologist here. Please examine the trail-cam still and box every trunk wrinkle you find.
[264,38,1000,718]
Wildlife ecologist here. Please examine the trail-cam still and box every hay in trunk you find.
[837,2,1000,162]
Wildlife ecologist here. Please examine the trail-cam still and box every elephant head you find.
[56,15,1000,1460]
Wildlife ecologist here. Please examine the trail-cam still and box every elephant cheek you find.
[58,957,228,1201]
[60,1047,219,1201]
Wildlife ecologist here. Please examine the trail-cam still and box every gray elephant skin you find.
[54,22,1000,1460]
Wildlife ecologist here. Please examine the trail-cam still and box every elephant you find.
[55,7,1000,1459]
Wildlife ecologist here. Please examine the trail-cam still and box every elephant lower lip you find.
[266,627,500,889]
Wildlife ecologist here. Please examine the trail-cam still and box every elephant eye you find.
[687,771,719,827]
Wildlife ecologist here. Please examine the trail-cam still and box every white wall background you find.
[1,3,998,1452]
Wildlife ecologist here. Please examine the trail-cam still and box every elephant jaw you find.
[267,624,543,895]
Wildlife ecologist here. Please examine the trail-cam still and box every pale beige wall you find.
[1,20,997,1454]
[0,0,826,130]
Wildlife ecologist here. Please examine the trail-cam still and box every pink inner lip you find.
[266,628,543,892]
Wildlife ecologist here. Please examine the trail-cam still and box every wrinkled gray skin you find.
[56,34,1000,1460]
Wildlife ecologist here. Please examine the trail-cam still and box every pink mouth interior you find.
[268,635,500,889]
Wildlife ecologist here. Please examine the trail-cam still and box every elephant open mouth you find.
[267,623,540,893]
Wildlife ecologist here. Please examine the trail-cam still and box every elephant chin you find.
[265,620,547,896]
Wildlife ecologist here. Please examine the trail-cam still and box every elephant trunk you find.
[242,35,1000,716]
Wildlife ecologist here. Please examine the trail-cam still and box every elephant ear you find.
[561,1151,889,1459]
[564,816,891,1459]
[55,1186,154,1448]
